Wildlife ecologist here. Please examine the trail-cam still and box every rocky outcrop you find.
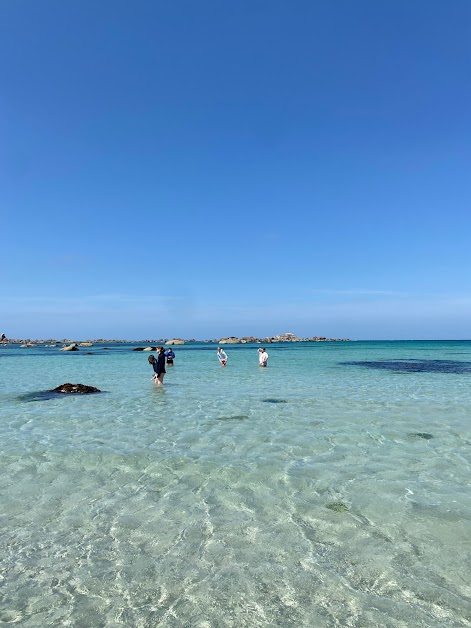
[166,339,185,345]
[219,337,241,344]
[240,336,258,343]
[60,343,79,351]
[143,346,158,351]
[79,342,93,347]
[273,333,298,342]
[50,383,101,393]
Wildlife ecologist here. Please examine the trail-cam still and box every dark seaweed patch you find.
[326,502,350,512]
[341,359,471,374]
[409,432,434,440]
[262,398,288,404]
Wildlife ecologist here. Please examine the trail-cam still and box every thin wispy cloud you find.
[311,289,408,296]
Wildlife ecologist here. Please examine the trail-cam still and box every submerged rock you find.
[50,383,101,394]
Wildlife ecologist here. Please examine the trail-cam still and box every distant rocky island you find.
[215,333,350,344]
[1,332,350,346]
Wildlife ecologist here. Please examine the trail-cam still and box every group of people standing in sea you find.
[217,346,268,368]
[149,345,269,385]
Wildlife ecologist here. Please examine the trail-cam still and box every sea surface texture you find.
[1,341,470,627]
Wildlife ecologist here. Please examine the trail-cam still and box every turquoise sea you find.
[1,340,470,627]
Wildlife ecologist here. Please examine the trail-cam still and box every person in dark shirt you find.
[148,347,166,385]
[166,347,175,365]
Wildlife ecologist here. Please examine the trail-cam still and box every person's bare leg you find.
[157,374,165,385]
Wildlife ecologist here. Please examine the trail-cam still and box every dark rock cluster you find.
[50,383,101,394]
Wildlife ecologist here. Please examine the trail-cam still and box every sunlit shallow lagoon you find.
[1,341,470,627]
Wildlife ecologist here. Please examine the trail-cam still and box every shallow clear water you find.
[1,341,470,627]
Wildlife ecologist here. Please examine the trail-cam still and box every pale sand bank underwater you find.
[0,341,470,626]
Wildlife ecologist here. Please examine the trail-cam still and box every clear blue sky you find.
[1,0,470,339]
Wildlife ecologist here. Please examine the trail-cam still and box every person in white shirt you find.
[258,347,268,367]
[217,347,228,367]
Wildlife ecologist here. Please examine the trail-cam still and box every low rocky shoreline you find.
[1,332,350,346]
